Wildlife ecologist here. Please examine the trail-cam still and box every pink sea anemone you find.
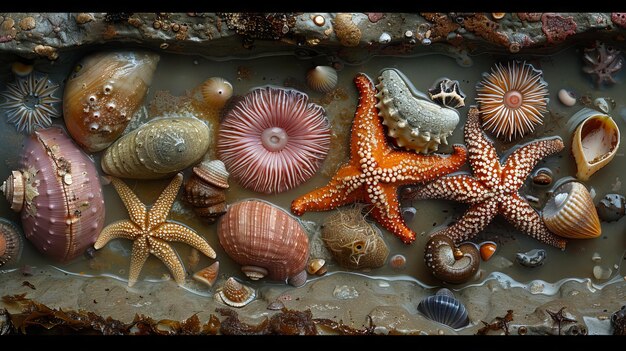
[217,86,330,194]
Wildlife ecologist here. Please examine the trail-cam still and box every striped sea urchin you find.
[476,61,549,141]
[217,86,330,194]
[0,73,61,134]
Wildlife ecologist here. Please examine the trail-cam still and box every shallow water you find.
[0,44,625,297]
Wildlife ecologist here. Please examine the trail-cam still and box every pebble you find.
[379,32,391,44]
[592,265,612,280]
[558,89,577,107]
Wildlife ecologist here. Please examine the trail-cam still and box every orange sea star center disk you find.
[504,90,523,109]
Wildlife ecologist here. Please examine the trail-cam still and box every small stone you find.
[33,45,58,60]
[593,265,612,280]
[558,89,577,106]
[75,13,94,25]
[379,32,391,44]
[19,17,36,31]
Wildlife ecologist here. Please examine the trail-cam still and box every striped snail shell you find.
[183,159,229,223]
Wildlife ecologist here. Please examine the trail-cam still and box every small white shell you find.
[558,89,576,107]
[215,277,256,308]
[306,66,338,93]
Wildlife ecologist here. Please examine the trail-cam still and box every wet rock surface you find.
[0,13,625,64]
[0,267,623,335]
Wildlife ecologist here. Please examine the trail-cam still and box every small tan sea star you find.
[95,173,216,287]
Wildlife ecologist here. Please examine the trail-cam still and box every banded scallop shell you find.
[1,127,105,262]
[306,66,338,93]
[217,199,309,286]
[424,234,480,284]
[182,159,229,223]
[417,288,470,329]
[542,181,601,239]
[101,117,210,179]
[215,277,256,308]
[375,69,460,153]
[63,51,160,152]
[569,109,620,181]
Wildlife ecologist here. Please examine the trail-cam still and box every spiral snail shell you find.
[183,159,229,223]
[424,234,480,284]
[217,199,309,286]
[101,117,210,179]
[1,127,105,262]
[63,51,160,152]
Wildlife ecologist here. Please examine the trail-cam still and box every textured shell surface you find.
[321,207,389,270]
[417,291,470,329]
[63,51,160,152]
[0,217,23,267]
[195,159,229,189]
[217,199,309,283]
[306,66,338,93]
[216,277,256,308]
[101,117,210,179]
[192,261,220,287]
[375,69,460,153]
[542,181,601,239]
[12,127,105,262]
[424,234,479,284]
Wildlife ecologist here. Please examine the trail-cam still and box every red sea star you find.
[291,73,468,244]
[406,106,567,249]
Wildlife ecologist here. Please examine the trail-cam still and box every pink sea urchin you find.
[217,86,330,194]
[476,61,549,141]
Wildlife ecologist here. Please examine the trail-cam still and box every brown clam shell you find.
[217,200,309,285]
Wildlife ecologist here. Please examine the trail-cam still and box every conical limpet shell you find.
[101,117,210,179]
[570,109,620,181]
[215,277,256,308]
[542,181,601,239]
[306,65,338,93]
[193,261,220,287]
[375,69,460,154]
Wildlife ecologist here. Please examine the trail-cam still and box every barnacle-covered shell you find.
[217,199,309,286]
[424,234,480,284]
[63,51,160,152]
[0,218,23,267]
[417,288,470,329]
[596,193,626,222]
[101,117,210,179]
[569,109,620,181]
[193,261,220,287]
[306,66,338,93]
[542,181,601,239]
[375,69,460,153]
[515,248,547,268]
[215,277,256,308]
[428,78,466,109]
[321,207,389,270]
[183,159,229,223]
[1,127,105,262]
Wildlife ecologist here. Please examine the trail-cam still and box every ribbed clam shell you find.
[570,109,620,181]
[6,127,105,262]
[195,159,229,189]
[217,200,309,285]
[417,289,470,329]
[63,51,160,152]
[193,261,220,287]
[375,69,460,154]
[0,218,23,267]
[542,181,601,239]
[306,66,338,93]
[101,117,210,179]
[216,277,256,308]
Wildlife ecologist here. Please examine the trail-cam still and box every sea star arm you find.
[291,164,363,216]
[147,237,187,286]
[94,220,140,249]
[499,193,567,249]
[152,222,216,259]
[370,183,416,244]
[128,237,150,287]
[501,137,564,192]
[465,107,502,189]
[433,198,499,244]
[110,177,147,227]
[148,173,183,227]
[405,174,493,205]
[392,144,468,184]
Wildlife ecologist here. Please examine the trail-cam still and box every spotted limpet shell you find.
[375,69,460,154]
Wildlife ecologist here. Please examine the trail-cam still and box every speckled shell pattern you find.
[16,127,105,262]
[63,51,160,152]
[375,69,460,154]
[101,117,210,179]
[217,200,309,283]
